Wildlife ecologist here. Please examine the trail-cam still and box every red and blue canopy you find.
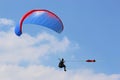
[15,9,64,36]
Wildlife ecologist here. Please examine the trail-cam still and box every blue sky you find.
[0,0,120,80]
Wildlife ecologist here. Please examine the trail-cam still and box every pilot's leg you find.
[63,65,66,71]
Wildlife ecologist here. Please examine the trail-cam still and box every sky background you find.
[0,0,120,80]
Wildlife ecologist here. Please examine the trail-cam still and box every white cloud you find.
[0,18,119,80]
[0,31,70,64]
[0,18,14,26]
[0,65,119,80]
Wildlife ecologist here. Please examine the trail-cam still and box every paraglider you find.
[58,58,66,71]
[15,9,64,36]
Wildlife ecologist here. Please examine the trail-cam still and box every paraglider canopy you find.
[15,9,64,36]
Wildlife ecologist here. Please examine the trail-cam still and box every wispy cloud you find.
[0,18,14,26]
